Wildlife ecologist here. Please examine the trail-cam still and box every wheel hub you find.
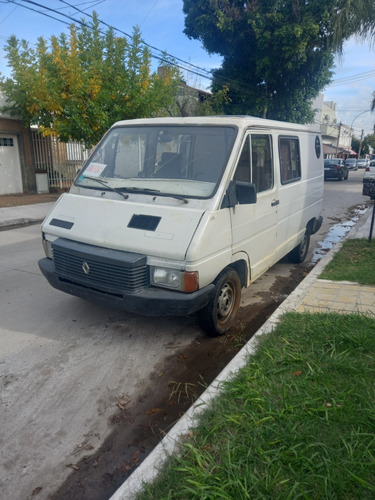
[217,283,233,318]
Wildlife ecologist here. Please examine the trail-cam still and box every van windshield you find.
[76,125,237,198]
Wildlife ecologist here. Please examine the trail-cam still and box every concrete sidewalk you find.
[296,280,375,315]
[296,206,375,317]
[0,201,56,229]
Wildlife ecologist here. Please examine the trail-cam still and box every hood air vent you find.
[50,218,74,229]
[128,214,161,231]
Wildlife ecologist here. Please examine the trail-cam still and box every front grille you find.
[52,238,149,294]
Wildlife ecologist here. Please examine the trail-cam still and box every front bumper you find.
[38,257,215,316]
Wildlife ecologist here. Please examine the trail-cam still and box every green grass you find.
[137,313,375,499]
[320,239,375,285]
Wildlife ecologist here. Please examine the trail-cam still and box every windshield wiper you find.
[118,186,160,194]
[119,187,188,203]
[82,176,129,199]
[165,194,189,204]
[83,178,188,203]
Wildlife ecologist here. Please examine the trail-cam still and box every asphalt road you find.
[0,169,370,499]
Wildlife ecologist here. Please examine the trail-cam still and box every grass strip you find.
[137,312,375,499]
[320,239,375,285]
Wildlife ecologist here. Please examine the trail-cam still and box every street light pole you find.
[350,110,371,154]
[350,109,371,130]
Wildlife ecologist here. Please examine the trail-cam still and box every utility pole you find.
[335,122,342,156]
[358,129,364,159]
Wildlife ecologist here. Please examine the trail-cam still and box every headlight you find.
[151,267,199,292]
[152,268,181,289]
[42,233,54,259]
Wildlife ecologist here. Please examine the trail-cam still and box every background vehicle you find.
[363,160,375,197]
[357,159,368,169]
[324,158,348,181]
[345,158,358,170]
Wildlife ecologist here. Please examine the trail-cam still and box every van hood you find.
[42,193,205,261]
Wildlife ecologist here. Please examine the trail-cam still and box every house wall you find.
[0,116,36,193]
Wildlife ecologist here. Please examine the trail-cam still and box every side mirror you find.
[222,180,257,208]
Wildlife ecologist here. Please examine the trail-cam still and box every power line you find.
[329,69,375,87]
[4,0,259,98]
[5,0,223,85]
[57,0,216,79]
[0,3,18,24]
[3,0,373,100]
[4,0,72,29]
[56,0,107,12]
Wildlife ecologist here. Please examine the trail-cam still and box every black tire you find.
[198,269,241,336]
[288,230,310,264]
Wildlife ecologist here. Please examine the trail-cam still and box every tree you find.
[366,133,375,150]
[328,0,375,53]
[182,0,375,123]
[352,133,375,156]
[0,13,180,147]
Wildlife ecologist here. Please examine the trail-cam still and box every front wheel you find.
[198,269,241,336]
[288,230,310,264]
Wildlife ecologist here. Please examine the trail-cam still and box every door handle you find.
[271,199,280,207]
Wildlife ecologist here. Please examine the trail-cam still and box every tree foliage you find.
[0,13,180,146]
[182,0,375,123]
[352,134,375,156]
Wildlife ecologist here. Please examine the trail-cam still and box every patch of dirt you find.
[50,263,312,500]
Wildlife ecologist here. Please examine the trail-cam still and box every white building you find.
[312,95,356,158]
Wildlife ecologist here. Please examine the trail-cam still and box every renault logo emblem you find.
[82,261,90,275]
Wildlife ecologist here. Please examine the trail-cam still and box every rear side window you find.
[279,136,301,184]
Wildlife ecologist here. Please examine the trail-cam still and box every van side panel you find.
[229,188,278,283]
[275,132,323,261]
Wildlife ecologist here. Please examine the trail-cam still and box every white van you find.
[39,116,323,336]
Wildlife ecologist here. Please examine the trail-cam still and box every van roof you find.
[112,115,320,133]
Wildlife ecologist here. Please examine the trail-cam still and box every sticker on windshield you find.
[84,162,106,177]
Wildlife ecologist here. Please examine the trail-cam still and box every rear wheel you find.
[198,269,241,336]
[288,230,310,264]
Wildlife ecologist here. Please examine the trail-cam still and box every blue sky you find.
[1,0,374,136]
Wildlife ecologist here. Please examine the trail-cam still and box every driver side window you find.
[234,134,273,192]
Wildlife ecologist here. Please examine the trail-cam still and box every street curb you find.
[0,201,56,230]
[0,218,44,230]
[110,206,373,500]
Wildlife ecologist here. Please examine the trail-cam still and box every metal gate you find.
[31,131,92,189]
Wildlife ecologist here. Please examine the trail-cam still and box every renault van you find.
[39,116,323,336]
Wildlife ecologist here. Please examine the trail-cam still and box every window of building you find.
[0,137,14,147]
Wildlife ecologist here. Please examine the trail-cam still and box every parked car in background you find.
[324,158,348,181]
[357,159,368,169]
[345,158,358,170]
[362,160,375,197]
